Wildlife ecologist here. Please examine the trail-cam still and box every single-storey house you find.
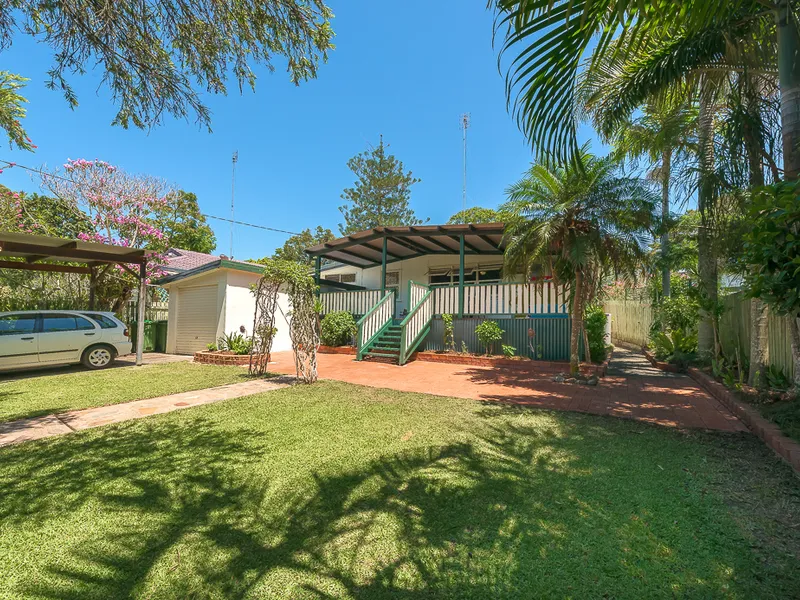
[156,224,573,363]
[307,223,572,365]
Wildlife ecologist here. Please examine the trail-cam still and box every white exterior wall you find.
[322,255,520,315]
[222,270,260,338]
[222,271,293,353]
[165,268,293,354]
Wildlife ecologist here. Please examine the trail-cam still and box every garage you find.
[175,284,219,354]
[159,257,294,356]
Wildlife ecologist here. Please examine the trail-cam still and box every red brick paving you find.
[268,350,747,432]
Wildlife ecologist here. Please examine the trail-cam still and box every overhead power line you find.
[0,159,300,236]
[203,214,299,236]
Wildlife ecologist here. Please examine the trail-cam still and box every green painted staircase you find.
[362,324,402,364]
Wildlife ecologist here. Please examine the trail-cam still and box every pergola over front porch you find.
[306,223,506,317]
[306,224,569,365]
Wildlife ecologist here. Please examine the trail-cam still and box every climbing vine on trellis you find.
[252,258,320,383]
[249,277,280,376]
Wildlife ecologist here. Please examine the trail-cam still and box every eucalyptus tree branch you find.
[0,0,333,144]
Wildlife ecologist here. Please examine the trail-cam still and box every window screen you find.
[0,314,36,336]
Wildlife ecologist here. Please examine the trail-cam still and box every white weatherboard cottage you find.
[159,258,292,355]
[307,223,571,365]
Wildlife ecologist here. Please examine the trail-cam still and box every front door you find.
[38,313,98,364]
[0,313,39,369]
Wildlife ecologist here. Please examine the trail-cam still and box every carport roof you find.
[0,231,146,275]
[304,223,506,268]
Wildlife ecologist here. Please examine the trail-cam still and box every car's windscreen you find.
[81,313,119,329]
[0,314,37,336]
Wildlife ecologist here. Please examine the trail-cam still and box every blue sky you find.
[0,1,599,260]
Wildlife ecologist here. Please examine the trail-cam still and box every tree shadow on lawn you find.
[0,369,259,424]
[2,406,798,599]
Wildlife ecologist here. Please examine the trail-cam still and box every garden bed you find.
[642,348,681,372]
[414,350,610,377]
[193,351,269,366]
[688,367,800,475]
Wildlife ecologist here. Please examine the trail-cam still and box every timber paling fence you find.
[126,300,169,322]
[604,301,654,348]
[605,294,796,379]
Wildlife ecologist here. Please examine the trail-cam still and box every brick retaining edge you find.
[414,350,611,377]
[642,348,681,372]
[688,366,800,476]
[193,352,269,366]
[319,345,357,355]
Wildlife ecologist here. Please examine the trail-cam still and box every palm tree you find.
[577,26,779,360]
[492,0,800,176]
[502,146,658,374]
[605,100,697,298]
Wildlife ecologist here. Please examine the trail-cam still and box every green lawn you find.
[0,362,252,422]
[1,381,799,599]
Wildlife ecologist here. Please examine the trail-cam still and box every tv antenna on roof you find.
[230,151,238,258]
[460,113,470,213]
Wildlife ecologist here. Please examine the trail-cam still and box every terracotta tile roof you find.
[163,248,222,273]
[163,248,262,274]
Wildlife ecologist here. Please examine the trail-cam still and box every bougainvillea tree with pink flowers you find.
[42,159,169,266]
[39,159,172,310]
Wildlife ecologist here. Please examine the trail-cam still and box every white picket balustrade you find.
[402,292,432,363]
[432,286,458,315]
[357,291,394,350]
[320,290,383,315]
[432,282,567,315]
[409,281,428,309]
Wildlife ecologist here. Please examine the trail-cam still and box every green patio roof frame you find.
[305,223,506,317]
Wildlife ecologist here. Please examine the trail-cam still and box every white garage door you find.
[175,285,218,354]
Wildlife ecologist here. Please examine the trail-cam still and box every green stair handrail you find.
[399,282,433,365]
[355,290,395,360]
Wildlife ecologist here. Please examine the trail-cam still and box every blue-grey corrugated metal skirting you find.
[425,316,578,362]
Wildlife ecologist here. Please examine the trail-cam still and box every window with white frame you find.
[428,265,502,286]
[385,271,400,304]
[324,273,356,284]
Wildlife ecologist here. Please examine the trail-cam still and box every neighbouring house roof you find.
[305,223,506,268]
[158,250,368,290]
[162,248,223,273]
[156,258,265,286]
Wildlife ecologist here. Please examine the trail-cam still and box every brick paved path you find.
[268,347,746,432]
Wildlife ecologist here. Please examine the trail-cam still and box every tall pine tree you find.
[338,136,425,235]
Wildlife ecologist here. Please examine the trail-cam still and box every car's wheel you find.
[82,345,116,369]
